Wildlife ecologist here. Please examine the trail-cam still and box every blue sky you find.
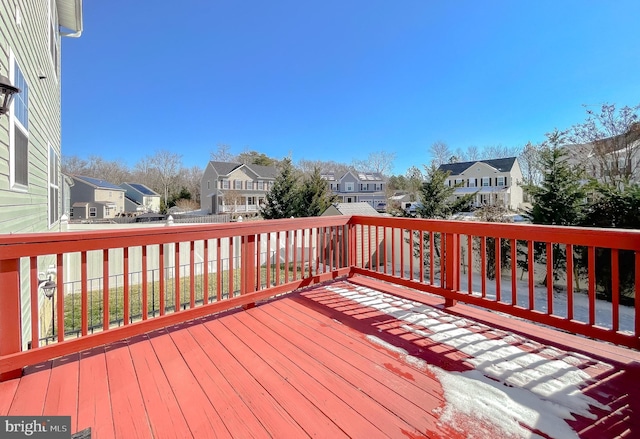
[61,0,640,175]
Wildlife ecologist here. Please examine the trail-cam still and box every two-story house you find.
[438,157,524,210]
[323,171,386,211]
[201,161,278,215]
[69,175,126,219]
[0,0,83,349]
[120,182,161,213]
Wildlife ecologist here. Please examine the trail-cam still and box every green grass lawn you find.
[48,263,311,338]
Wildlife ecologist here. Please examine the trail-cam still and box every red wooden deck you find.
[1,278,638,439]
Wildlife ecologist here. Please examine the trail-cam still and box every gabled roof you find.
[338,170,384,183]
[73,175,124,191]
[438,157,517,175]
[208,161,278,179]
[323,202,381,216]
[123,183,159,196]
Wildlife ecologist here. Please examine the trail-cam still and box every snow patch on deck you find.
[328,283,611,439]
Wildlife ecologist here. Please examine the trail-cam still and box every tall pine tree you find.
[260,158,299,219]
[524,129,586,284]
[415,165,474,219]
[297,168,337,217]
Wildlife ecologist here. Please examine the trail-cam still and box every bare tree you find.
[482,144,522,160]
[570,103,640,186]
[518,142,543,185]
[148,150,183,207]
[297,159,352,178]
[177,165,204,205]
[61,155,89,175]
[466,145,480,161]
[429,141,451,167]
[210,143,236,162]
[352,150,397,176]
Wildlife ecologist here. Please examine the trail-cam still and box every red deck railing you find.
[0,216,639,381]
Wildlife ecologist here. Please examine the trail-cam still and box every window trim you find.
[481,177,491,187]
[9,50,29,190]
[89,207,97,217]
[496,176,506,186]
[48,144,60,228]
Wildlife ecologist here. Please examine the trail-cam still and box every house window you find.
[234,180,243,190]
[222,180,229,189]
[48,146,59,227]
[207,181,210,190]
[11,55,29,188]
[496,176,506,186]
[481,177,491,187]
[468,179,476,187]
[258,181,264,190]
[247,196,256,205]
[345,182,354,192]
[89,207,97,217]
[454,179,464,186]
[375,184,382,191]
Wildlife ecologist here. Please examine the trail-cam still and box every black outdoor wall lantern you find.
[0,74,20,116]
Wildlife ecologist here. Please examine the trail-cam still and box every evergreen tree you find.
[260,158,300,219]
[524,130,586,284]
[579,184,640,302]
[414,165,474,219]
[297,168,337,217]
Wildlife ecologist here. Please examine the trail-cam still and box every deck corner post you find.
[0,258,24,381]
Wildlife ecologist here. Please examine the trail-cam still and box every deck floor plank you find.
[0,379,19,415]
[167,323,271,438]
[258,300,450,437]
[43,354,80,430]
[189,321,311,438]
[104,341,153,439]
[212,317,352,438]
[147,328,232,439]
[7,361,52,416]
[127,334,193,439]
[226,311,387,438]
[77,347,115,439]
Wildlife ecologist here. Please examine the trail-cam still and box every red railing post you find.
[0,258,23,380]
[444,233,459,307]
[242,234,256,309]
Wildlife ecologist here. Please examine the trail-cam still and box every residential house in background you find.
[68,175,125,219]
[438,157,524,210]
[565,123,640,186]
[201,161,278,215]
[323,171,387,211]
[0,0,83,349]
[120,182,161,213]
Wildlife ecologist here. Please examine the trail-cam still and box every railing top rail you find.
[349,216,640,251]
[0,216,350,260]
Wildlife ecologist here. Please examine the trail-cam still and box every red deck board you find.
[146,328,232,438]
[77,347,115,438]
[7,361,52,415]
[0,379,19,414]
[43,354,79,429]
[167,323,269,438]
[211,316,352,438]
[228,310,388,438]
[127,334,193,439]
[104,341,153,438]
[188,322,311,438]
[261,300,450,437]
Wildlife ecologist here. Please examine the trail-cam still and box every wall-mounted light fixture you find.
[0,74,20,116]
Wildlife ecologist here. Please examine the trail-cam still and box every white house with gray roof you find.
[322,171,387,211]
[201,161,278,215]
[438,157,524,210]
[68,175,126,219]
